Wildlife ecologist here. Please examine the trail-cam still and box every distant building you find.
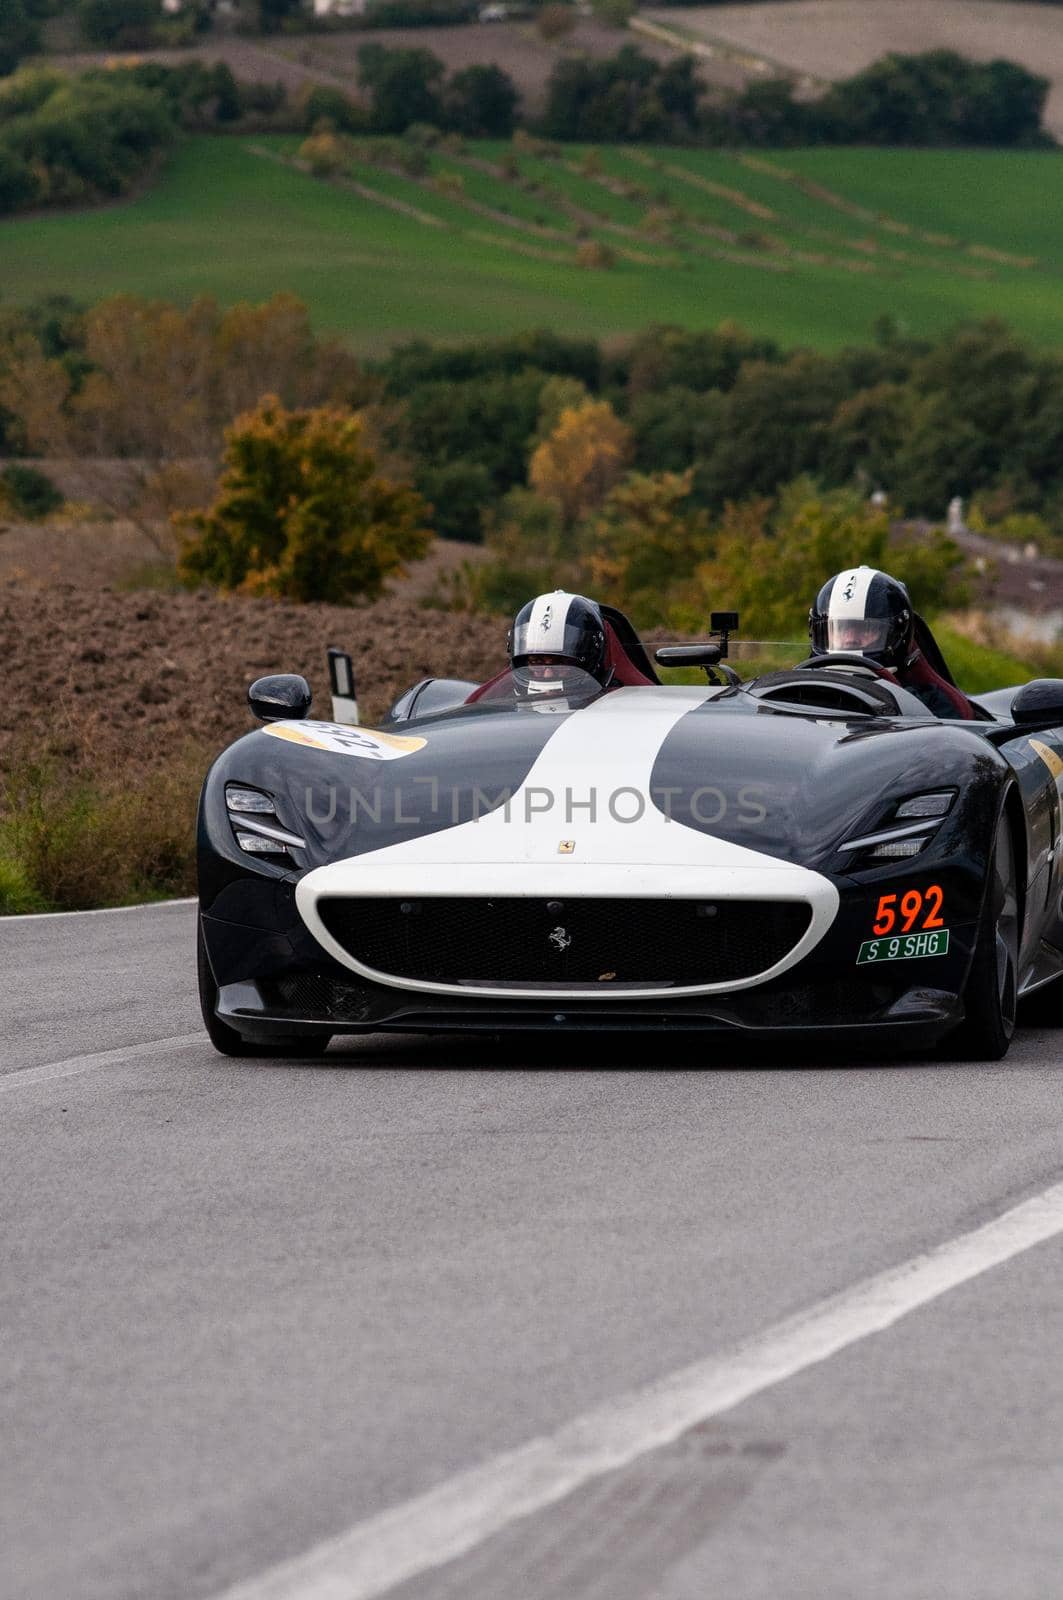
[311,0,369,15]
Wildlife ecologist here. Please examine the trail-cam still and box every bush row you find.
[335,42,1054,149]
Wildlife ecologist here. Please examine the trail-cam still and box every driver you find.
[508,590,614,704]
[809,566,976,719]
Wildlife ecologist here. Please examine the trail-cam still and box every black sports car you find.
[196,626,1063,1061]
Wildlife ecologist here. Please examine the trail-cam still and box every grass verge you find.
[0,746,204,913]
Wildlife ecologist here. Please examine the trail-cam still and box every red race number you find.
[872,886,945,937]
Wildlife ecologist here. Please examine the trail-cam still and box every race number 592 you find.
[872,886,944,936]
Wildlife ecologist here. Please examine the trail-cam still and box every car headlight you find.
[841,790,956,863]
[895,791,955,819]
[866,838,926,859]
[226,785,277,814]
[225,783,305,857]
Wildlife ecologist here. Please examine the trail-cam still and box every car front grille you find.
[265,972,375,1022]
[316,897,813,990]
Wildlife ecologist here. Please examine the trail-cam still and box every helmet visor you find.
[511,660,601,700]
[824,617,892,655]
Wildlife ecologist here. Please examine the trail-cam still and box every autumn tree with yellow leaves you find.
[177,396,432,603]
[528,400,633,531]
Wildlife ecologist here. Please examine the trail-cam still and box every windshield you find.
[650,639,805,680]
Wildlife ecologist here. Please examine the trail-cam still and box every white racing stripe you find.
[0,1033,204,1093]
[829,564,879,620]
[210,1175,1063,1600]
[297,687,840,1000]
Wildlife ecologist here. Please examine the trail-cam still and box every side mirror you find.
[654,644,721,668]
[1011,679,1063,727]
[248,673,312,724]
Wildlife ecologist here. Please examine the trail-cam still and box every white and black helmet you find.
[809,566,914,670]
[509,590,609,697]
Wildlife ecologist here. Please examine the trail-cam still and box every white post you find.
[327,647,359,726]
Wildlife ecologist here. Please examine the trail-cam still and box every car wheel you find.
[950,812,1019,1061]
[197,918,331,1059]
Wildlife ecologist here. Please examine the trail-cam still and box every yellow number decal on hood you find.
[265,722,427,760]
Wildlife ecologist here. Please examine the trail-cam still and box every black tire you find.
[948,812,1020,1062]
[197,918,330,1059]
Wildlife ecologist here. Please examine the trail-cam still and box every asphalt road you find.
[3,902,1063,1600]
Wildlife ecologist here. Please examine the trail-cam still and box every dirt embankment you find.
[1,583,505,773]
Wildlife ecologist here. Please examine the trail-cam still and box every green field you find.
[3,136,1063,350]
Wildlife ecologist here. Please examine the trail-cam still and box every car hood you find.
[214,685,1002,878]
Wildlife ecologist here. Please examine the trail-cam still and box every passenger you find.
[809,566,976,720]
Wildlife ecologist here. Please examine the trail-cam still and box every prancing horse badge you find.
[558,840,576,854]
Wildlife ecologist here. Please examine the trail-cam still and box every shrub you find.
[177,394,432,602]
[299,129,347,175]
[0,748,201,911]
[0,142,34,208]
[0,462,62,517]
[576,239,615,269]
[0,67,177,215]
[298,83,365,133]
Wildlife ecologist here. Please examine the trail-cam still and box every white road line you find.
[0,898,196,925]
[212,1175,1063,1600]
[0,1033,205,1093]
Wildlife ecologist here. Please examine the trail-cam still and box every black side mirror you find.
[248,674,312,723]
[1011,679,1063,727]
[654,644,721,668]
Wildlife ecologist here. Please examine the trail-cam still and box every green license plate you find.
[857,929,950,965]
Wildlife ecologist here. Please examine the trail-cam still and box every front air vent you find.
[317,897,813,990]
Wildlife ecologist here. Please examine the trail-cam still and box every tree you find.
[529,400,633,529]
[357,43,445,134]
[415,458,493,542]
[584,469,713,625]
[178,396,432,603]
[397,367,549,497]
[686,483,966,639]
[816,50,1051,148]
[540,44,699,142]
[444,63,518,137]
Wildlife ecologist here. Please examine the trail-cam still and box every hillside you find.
[3,135,1063,349]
